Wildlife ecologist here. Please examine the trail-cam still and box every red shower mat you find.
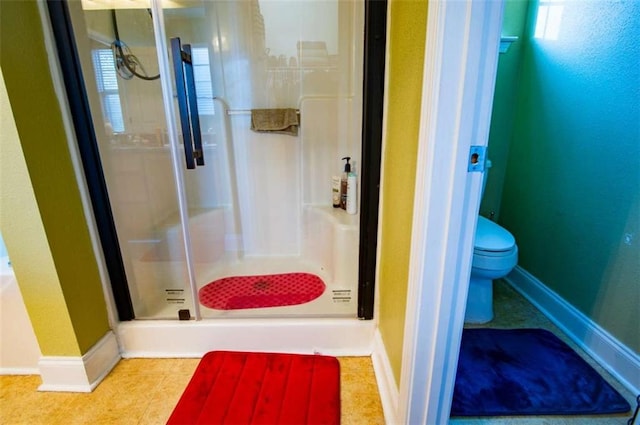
[167,351,341,424]
[199,272,325,310]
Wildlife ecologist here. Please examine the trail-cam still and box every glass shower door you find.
[71,1,199,319]
[72,0,246,320]
[156,0,364,318]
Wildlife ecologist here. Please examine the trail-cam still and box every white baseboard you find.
[38,331,120,392]
[0,367,40,375]
[371,329,400,425]
[506,266,640,395]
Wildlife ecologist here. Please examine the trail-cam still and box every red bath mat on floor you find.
[199,272,325,310]
[167,351,341,425]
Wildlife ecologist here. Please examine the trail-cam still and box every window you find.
[92,48,125,133]
[534,2,564,41]
[91,46,213,133]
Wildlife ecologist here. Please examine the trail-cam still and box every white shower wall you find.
[228,115,302,256]
[224,96,361,258]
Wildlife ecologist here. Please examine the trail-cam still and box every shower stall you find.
[51,0,376,336]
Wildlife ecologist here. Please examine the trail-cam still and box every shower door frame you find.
[46,0,386,321]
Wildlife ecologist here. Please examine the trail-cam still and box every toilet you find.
[465,161,518,323]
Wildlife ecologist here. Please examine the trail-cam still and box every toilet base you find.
[465,276,494,324]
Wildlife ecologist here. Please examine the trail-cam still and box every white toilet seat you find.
[472,216,517,271]
[474,245,517,259]
[472,245,518,272]
[474,215,515,252]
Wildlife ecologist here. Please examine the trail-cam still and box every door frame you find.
[358,0,387,320]
[398,0,504,423]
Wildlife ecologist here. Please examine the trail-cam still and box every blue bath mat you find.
[451,328,631,416]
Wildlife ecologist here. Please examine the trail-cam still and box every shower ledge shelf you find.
[500,36,518,53]
[306,205,359,229]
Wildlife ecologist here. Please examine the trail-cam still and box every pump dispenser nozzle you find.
[342,157,351,173]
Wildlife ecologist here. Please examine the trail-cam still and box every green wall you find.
[499,0,640,352]
[0,0,111,355]
[480,0,529,219]
[377,0,428,387]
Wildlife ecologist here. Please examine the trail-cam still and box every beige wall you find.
[0,0,110,356]
[377,0,428,386]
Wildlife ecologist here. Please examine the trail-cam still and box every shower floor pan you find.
[133,255,357,320]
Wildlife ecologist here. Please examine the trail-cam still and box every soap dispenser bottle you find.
[340,157,351,210]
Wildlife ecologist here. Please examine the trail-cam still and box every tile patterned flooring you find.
[0,280,636,424]
[0,357,384,425]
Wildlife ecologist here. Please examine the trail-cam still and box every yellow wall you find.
[377,0,428,386]
[0,1,110,355]
[0,69,80,357]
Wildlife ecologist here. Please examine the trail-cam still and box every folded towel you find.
[250,108,299,136]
